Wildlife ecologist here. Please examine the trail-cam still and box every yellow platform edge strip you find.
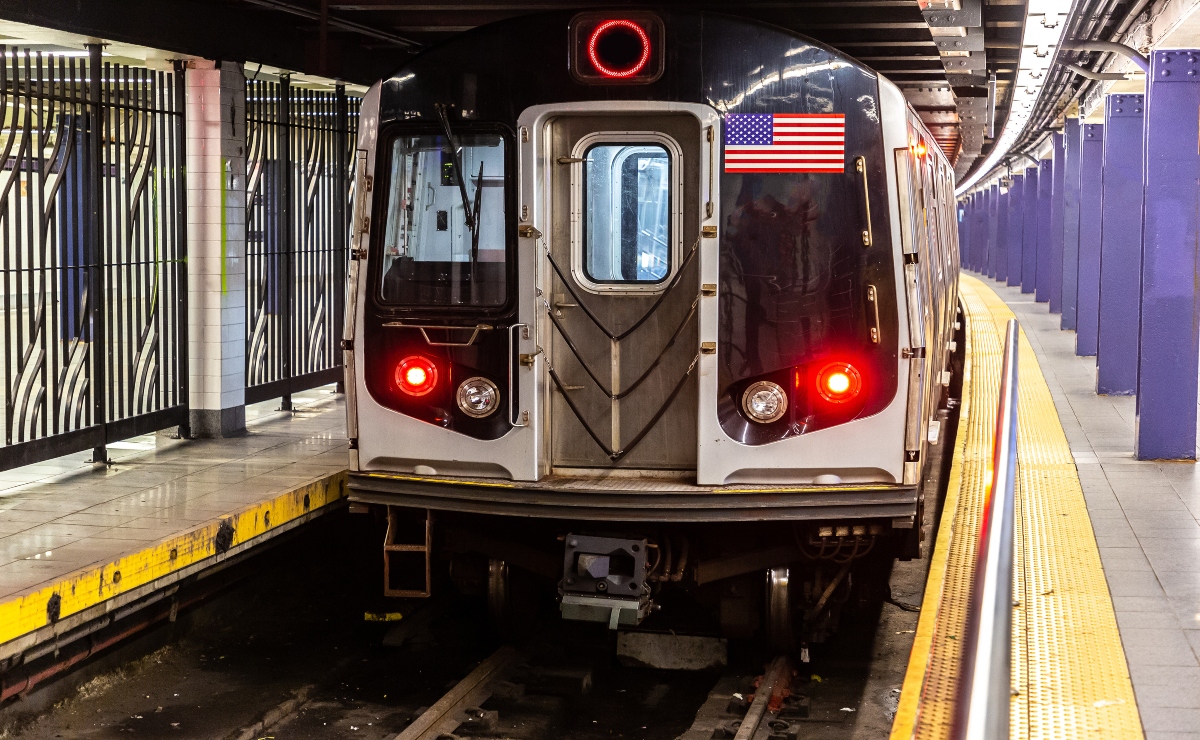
[890,275,1142,740]
[0,470,348,647]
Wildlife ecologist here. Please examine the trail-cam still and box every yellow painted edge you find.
[0,470,348,647]
[889,283,976,740]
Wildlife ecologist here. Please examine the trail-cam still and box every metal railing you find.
[0,47,188,471]
[244,78,359,407]
[954,317,1019,739]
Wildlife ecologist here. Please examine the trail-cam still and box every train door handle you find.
[509,323,532,427]
[855,156,874,247]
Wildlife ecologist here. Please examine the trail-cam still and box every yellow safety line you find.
[0,471,347,648]
[891,275,1142,740]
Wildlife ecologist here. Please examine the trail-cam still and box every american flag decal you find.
[724,113,846,173]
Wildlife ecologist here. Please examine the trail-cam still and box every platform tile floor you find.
[987,280,1200,739]
[0,387,348,602]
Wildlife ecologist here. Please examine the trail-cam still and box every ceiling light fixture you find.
[955,0,1073,196]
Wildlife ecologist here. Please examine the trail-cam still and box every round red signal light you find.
[816,362,862,403]
[395,355,438,397]
[587,20,651,78]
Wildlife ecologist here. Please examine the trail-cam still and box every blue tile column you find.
[979,186,992,273]
[987,184,999,276]
[1076,123,1104,356]
[958,199,970,265]
[1062,119,1082,329]
[1049,132,1066,312]
[994,187,1008,281]
[1022,165,1038,293]
[1006,174,1024,286]
[1096,94,1144,395]
[1136,51,1200,460]
[1036,158,1053,302]
[974,190,987,272]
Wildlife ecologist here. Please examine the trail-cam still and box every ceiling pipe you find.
[1063,62,1130,80]
[1059,40,1149,72]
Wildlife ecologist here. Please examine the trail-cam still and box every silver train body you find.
[342,10,959,638]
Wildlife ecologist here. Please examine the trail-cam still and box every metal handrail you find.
[954,318,1019,740]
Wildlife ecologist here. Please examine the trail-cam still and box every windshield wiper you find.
[433,103,477,237]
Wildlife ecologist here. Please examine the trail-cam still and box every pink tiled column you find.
[185,61,246,437]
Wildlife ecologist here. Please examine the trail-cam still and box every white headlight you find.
[741,381,787,423]
[457,377,500,418]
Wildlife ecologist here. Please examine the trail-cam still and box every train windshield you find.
[582,143,671,283]
[378,133,508,307]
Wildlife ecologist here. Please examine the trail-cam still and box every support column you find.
[1062,119,1082,329]
[185,60,247,437]
[987,184,1000,278]
[1036,158,1053,302]
[994,187,1009,282]
[974,188,988,272]
[1076,123,1104,356]
[1048,132,1066,312]
[1136,51,1200,460]
[1096,93,1144,395]
[1006,174,1024,286]
[958,198,970,265]
[1022,164,1038,294]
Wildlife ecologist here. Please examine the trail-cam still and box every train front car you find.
[345,10,958,646]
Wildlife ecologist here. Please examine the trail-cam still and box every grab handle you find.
[509,323,529,427]
[855,156,873,247]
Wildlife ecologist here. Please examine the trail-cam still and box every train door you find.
[543,113,702,472]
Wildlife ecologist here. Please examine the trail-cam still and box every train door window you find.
[378,132,509,307]
[572,132,682,291]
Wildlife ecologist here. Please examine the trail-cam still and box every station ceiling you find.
[2,0,1028,179]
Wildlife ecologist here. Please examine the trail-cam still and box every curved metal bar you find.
[1063,62,1129,81]
[546,353,699,462]
[611,353,698,461]
[1059,40,1150,72]
[544,237,699,342]
[953,318,1019,740]
[544,295,699,400]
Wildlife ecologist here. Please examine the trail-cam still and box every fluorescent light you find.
[955,2,1072,196]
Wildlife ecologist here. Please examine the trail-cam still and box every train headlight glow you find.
[816,362,862,403]
[587,19,651,78]
[456,377,500,418]
[396,355,438,397]
[742,381,788,423]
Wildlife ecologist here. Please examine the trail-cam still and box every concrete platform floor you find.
[0,387,348,603]
[985,278,1200,739]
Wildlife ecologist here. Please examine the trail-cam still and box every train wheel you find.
[486,558,544,641]
[765,566,796,652]
[487,558,511,631]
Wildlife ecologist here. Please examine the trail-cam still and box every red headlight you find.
[395,356,438,397]
[816,362,862,403]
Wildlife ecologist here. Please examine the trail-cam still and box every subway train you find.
[342,9,960,647]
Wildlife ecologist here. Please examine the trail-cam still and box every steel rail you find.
[953,318,1019,740]
[391,645,521,740]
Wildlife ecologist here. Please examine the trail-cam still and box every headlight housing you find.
[456,376,500,418]
[741,380,787,423]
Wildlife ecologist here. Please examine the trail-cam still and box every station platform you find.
[893,275,1148,739]
[0,388,348,668]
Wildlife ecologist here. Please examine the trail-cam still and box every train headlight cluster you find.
[457,377,500,418]
[395,355,438,397]
[742,381,788,423]
[816,362,862,404]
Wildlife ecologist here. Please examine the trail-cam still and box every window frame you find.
[570,130,683,294]
[369,122,517,318]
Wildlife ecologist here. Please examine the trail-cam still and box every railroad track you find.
[389,646,809,740]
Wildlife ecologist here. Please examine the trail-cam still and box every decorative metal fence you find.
[245,78,358,406]
[0,48,187,472]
